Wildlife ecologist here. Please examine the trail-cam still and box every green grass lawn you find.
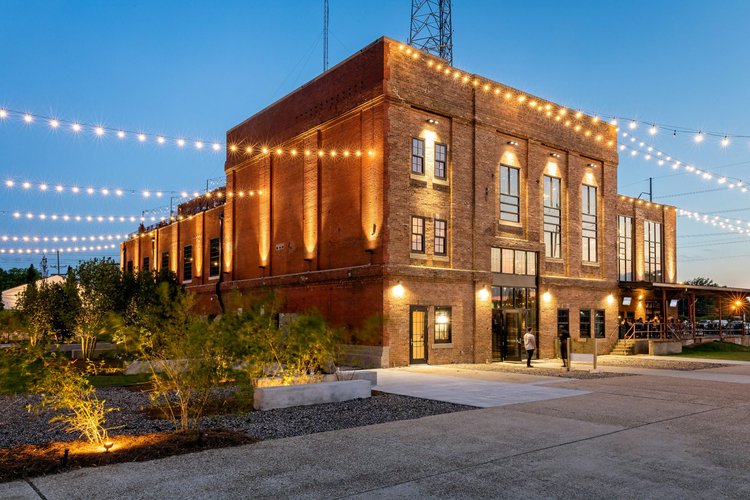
[670,341,750,361]
[88,373,152,388]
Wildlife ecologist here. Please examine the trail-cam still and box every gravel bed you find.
[0,388,472,449]
[596,356,730,371]
[448,363,632,379]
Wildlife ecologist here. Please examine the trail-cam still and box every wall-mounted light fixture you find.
[478,286,490,301]
[542,291,552,303]
[426,118,439,125]
[587,163,597,168]
[607,294,615,305]
[392,281,405,298]
[549,153,561,158]
[507,140,519,146]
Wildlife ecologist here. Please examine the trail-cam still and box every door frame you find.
[409,305,428,364]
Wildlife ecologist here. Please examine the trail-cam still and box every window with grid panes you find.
[580,309,591,338]
[411,138,425,175]
[435,143,447,179]
[411,216,425,253]
[434,219,447,255]
[581,185,597,262]
[183,245,193,281]
[500,165,520,222]
[434,306,452,343]
[543,176,562,258]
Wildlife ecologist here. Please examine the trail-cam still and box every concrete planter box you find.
[253,379,371,411]
[649,340,682,355]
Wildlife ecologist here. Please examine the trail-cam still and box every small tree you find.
[72,258,122,359]
[115,284,223,431]
[32,358,116,445]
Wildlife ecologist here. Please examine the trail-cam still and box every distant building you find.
[1,274,65,309]
[121,37,690,367]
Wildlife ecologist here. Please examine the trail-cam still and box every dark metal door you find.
[410,306,428,364]
[492,308,506,361]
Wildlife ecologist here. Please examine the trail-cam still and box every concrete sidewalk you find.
[373,367,589,407]
[4,366,750,499]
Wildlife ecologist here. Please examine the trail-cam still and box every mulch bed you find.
[0,429,255,483]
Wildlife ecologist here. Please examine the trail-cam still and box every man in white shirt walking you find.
[523,327,536,367]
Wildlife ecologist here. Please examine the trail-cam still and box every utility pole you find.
[323,0,329,71]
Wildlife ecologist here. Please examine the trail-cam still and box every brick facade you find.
[121,37,677,367]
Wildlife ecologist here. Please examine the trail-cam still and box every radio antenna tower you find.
[323,0,330,71]
[409,0,453,64]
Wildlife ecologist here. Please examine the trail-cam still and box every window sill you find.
[498,220,522,228]
[410,252,428,260]
[545,257,564,264]
[582,261,600,268]
[209,276,220,281]
[433,254,449,261]
[432,342,453,349]
[433,178,449,186]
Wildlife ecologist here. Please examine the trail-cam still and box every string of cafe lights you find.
[1,233,125,244]
[399,43,750,152]
[0,210,168,223]
[0,243,118,255]
[0,108,224,151]
[2,178,212,200]
[0,107,378,160]
[618,132,749,193]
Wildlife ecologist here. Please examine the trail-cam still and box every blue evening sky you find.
[1,0,749,286]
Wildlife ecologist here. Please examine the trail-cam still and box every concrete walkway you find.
[4,363,750,499]
[374,367,589,407]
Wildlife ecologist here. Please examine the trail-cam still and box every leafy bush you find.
[30,358,117,445]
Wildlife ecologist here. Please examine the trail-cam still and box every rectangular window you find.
[411,137,425,175]
[514,250,526,275]
[126,261,133,273]
[161,251,169,271]
[500,165,520,223]
[581,185,597,262]
[209,238,220,278]
[491,247,501,272]
[617,216,633,281]
[411,216,425,253]
[434,219,447,256]
[491,248,538,276]
[434,306,452,343]
[557,309,569,337]
[580,309,591,338]
[644,221,663,282]
[434,143,447,179]
[543,176,562,259]
[501,248,514,274]
[183,245,193,282]
[594,310,605,338]
[142,256,150,272]
[526,251,536,275]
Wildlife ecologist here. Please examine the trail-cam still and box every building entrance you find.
[492,287,537,361]
[409,306,428,364]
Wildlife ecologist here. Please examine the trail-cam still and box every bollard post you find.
[593,337,598,371]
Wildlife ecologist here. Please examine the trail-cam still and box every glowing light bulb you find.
[212,143,220,151]
[23,114,33,123]
[50,119,59,128]
[628,120,637,129]
[721,136,730,147]
[694,132,704,143]
[649,124,658,135]
[94,126,104,136]
[138,134,146,142]
[195,141,204,149]
[5,180,13,187]
[0,109,7,118]
[177,139,185,147]
[117,130,125,138]
[72,123,82,132]
[157,136,165,144]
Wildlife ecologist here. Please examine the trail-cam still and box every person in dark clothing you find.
[559,328,570,367]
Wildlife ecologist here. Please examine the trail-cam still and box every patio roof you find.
[619,281,750,296]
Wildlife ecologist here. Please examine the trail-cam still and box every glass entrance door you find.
[410,306,428,364]
[504,310,524,361]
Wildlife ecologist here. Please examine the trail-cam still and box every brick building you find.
[121,37,684,367]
